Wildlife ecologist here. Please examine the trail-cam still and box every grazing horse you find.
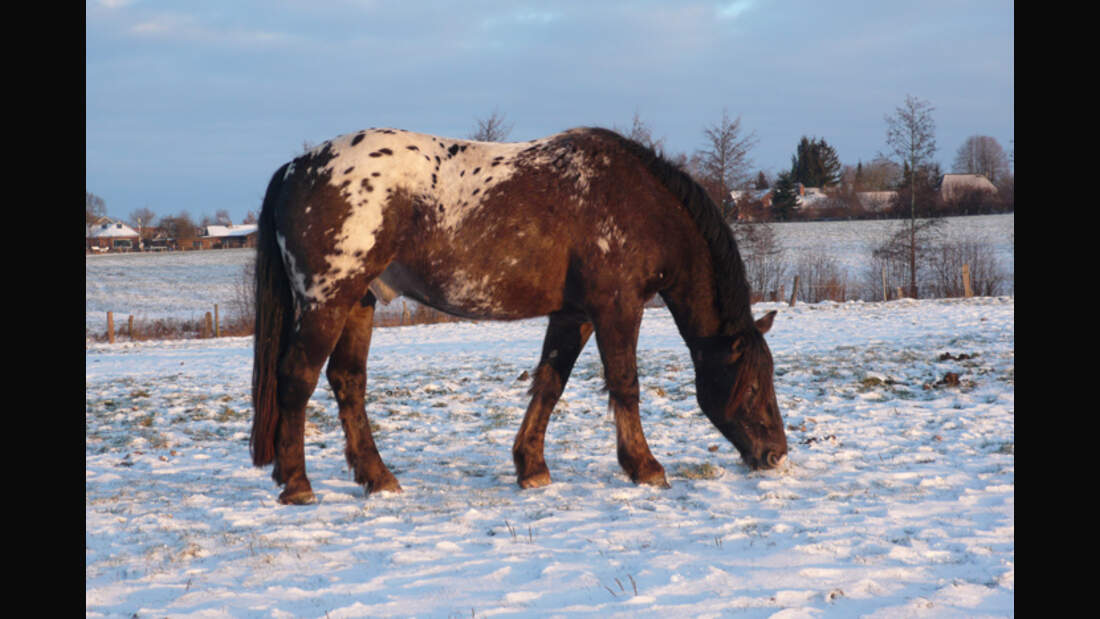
[251,126,787,504]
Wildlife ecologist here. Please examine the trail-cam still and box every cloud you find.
[716,0,756,20]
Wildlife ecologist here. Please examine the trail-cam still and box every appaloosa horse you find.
[251,126,787,504]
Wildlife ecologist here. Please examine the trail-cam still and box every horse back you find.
[274,128,702,319]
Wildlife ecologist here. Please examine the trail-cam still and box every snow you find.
[85,214,1014,336]
[87,295,1013,617]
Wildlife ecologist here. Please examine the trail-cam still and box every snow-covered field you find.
[86,294,1014,617]
[84,214,1014,336]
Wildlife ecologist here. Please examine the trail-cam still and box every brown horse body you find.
[251,127,787,504]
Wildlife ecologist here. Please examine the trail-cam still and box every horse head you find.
[691,310,788,470]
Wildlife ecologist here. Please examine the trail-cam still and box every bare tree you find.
[615,110,664,153]
[469,109,513,142]
[694,109,758,220]
[86,191,107,228]
[128,207,157,247]
[952,135,1011,186]
[214,209,233,226]
[883,94,937,297]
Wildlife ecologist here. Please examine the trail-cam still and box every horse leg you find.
[591,304,669,488]
[512,311,593,488]
[325,293,402,495]
[271,305,348,505]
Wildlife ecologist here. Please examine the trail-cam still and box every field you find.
[85,214,1014,337]
[86,236,1014,616]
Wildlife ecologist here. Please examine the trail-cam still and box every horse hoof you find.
[633,466,671,489]
[278,489,317,505]
[518,471,552,489]
[367,477,402,495]
[639,474,671,489]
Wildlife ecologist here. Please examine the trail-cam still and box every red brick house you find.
[86,218,141,253]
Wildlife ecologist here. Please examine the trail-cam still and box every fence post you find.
[128,315,134,339]
[107,311,115,344]
[204,312,213,338]
[788,275,799,307]
[214,304,220,337]
[402,301,410,326]
[896,286,904,300]
[962,264,973,298]
[881,267,888,302]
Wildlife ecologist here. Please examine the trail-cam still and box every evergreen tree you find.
[754,171,769,190]
[789,136,842,188]
[771,172,799,221]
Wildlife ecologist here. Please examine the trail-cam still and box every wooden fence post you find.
[402,301,410,326]
[896,286,904,300]
[214,304,220,337]
[788,276,799,307]
[962,264,973,298]
[106,311,114,344]
[204,312,213,338]
[128,315,134,339]
[881,267,888,302]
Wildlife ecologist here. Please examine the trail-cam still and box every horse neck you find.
[660,248,755,344]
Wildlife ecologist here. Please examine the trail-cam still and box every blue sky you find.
[86,0,1013,224]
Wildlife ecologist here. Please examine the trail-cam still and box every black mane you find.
[593,128,755,335]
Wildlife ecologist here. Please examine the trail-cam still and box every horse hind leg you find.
[512,311,593,488]
[271,305,350,504]
[325,292,401,495]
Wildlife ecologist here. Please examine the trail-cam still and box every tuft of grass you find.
[677,462,723,480]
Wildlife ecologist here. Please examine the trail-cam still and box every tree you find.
[883,94,938,297]
[616,110,664,153]
[86,191,107,228]
[469,109,513,142]
[789,136,842,188]
[157,211,199,247]
[754,171,770,190]
[770,172,799,221]
[694,109,758,220]
[128,207,157,246]
[242,210,258,225]
[952,135,1011,186]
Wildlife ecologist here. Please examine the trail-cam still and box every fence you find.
[95,263,990,343]
[763,262,980,306]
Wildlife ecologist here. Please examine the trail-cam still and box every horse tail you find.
[251,162,292,467]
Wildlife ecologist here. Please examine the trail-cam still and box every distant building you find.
[937,174,997,202]
[731,183,830,214]
[193,224,259,250]
[87,218,140,253]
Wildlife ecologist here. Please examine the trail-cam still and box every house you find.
[193,224,259,250]
[937,174,997,202]
[730,188,773,208]
[87,218,140,253]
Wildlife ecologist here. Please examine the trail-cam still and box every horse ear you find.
[755,310,776,335]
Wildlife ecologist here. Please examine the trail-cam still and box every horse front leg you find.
[326,293,401,496]
[512,311,593,488]
[592,304,669,488]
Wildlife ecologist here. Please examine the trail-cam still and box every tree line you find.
[87,95,1013,239]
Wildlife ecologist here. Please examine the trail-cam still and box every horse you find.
[250,126,788,504]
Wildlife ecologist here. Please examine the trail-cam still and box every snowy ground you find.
[84,214,1014,337]
[86,297,1013,617]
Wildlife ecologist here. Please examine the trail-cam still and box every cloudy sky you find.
[86,0,1014,224]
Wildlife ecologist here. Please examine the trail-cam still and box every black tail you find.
[251,163,292,467]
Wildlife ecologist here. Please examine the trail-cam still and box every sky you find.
[86,0,1014,225]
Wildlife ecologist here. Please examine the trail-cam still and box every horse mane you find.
[589,128,755,335]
